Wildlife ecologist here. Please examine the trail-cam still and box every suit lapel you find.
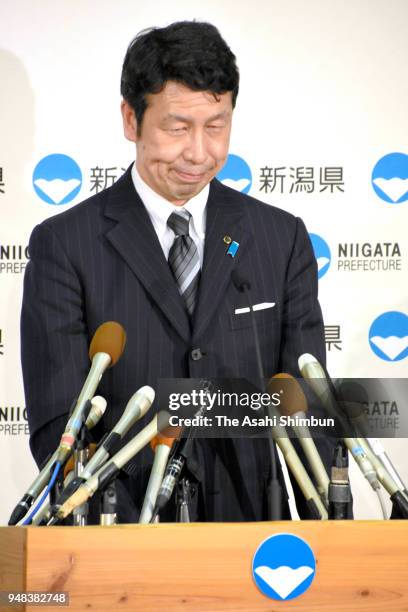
[192,179,247,341]
[103,168,191,343]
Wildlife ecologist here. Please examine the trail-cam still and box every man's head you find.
[120,21,239,205]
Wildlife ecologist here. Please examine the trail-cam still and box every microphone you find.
[337,380,408,493]
[81,386,154,480]
[48,411,170,523]
[270,373,330,508]
[339,413,408,513]
[53,399,108,520]
[150,381,215,520]
[84,395,107,430]
[151,445,186,520]
[368,439,408,493]
[49,386,155,512]
[263,375,328,519]
[62,395,107,480]
[328,440,352,519]
[231,271,263,380]
[230,270,251,291]
[299,355,408,509]
[33,444,99,526]
[139,428,178,524]
[298,353,380,491]
[231,270,282,521]
[8,394,107,526]
[55,321,126,466]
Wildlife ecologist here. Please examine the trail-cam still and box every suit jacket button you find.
[191,348,204,361]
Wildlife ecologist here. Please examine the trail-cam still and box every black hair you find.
[120,21,239,130]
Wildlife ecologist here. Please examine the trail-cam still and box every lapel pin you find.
[227,240,240,258]
[223,235,232,245]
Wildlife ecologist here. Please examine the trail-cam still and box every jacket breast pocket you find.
[229,305,277,331]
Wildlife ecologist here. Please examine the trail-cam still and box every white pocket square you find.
[234,302,275,315]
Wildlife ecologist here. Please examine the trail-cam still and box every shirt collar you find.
[131,163,208,240]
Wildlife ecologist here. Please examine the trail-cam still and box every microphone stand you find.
[47,400,93,526]
[232,272,282,520]
[176,478,194,522]
[100,481,118,525]
[72,423,92,526]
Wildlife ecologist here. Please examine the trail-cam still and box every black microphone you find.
[328,440,352,520]
[230,270,251,291]
[231,269,282,521]
[231,271,263,381]
[150,380,213,521]
[151,428,194,518]
[8,395,107,526]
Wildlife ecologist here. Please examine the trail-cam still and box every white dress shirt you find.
[131,163,208,267]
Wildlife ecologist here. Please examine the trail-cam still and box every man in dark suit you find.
[21,21,331,522]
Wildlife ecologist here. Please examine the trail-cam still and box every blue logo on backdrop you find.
[371,153,408,204]
[33,154,82,205]
[216,154,252,194]
[369,311,408,362]
[252,533,316,600]
[309,233,331,279]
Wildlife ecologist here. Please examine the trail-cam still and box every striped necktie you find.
[167,209,201,317]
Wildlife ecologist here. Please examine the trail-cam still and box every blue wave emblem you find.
[369,311,408,361]
[217,154,252,194]
[372,153,408,204]
[252,533,316,600]
[33,154,82,205]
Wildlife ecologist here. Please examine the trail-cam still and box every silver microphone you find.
[270,373,330,508]
[298,353,380,491]
[81,386,155,480]
[50,411,170,522]
[15,395,107,526]
[55,321,126,465]
[139,430,176,523]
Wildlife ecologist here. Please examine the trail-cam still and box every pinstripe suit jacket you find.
[21,165,331,520]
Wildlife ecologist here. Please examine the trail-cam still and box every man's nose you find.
[183,129,207,165]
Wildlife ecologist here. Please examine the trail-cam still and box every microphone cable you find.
[21,461,62,525]
[375,488,388,520]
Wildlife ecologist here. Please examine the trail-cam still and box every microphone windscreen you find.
[150,425,181,452]
[267,373,308,416]
[298,352,321,373]
[336,380,370,421]
[89,321,126,366]
[231,270,251,292]
[85,395,107,429]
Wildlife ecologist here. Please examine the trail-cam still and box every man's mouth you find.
[173,169,207,183]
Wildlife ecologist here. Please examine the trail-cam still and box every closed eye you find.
[168,127,187,133]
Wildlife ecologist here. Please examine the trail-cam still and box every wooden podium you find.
[1,521,407,611]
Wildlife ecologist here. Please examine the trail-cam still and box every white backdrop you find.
[1,0,407,524]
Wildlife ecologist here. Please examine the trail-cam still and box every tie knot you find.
[167,210,191,237]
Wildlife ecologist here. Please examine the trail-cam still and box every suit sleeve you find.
[276,217,344,518]
[21,222,90,467]
[278,216,326,374]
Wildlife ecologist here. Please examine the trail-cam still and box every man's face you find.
[121,81,233,205]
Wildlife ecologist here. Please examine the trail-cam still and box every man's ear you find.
[121,100,138,142]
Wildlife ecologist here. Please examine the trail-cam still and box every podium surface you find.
[1,521,407,611]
